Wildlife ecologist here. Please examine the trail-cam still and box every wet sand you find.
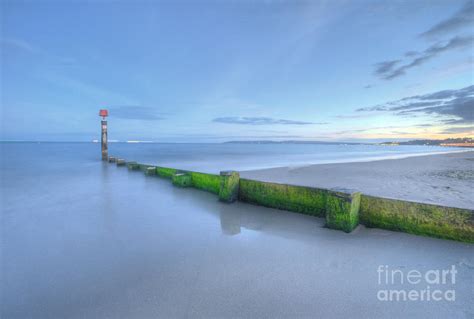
[242,151,474,210]
[1,144,473,318]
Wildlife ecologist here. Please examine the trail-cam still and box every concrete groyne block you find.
[172,172,192,187]
[360,195,474,243]
[238,179,327,217]
[156,167,177,179]
[108,156,116,163]
[138,164,152,171]
[189,172,221,194]
[219,171,240,203]
[127,161,139,170]
[325,191,361,233]
[116,159,126,166]
[145,166,156,175]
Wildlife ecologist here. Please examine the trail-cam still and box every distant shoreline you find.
[274,148,472,168]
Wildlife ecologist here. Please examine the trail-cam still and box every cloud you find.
[372,2,474,80]
[184,134,304,139]
[335,128,372,135]
[1,37,79,69]
[415,97,473,124]
[0,38,39,53]
[42,74,135,105]
[389,131,413,135]
[334,113,382,119]
[404,51,418,57]
[334,124,435,135]
[415,84,474,100]
[375,36,474,80]
[420,1,474,39]
[441,126,474,134]
[373,60,401,76]
[108,106,165,121]
[356,85,474,125]
[212,116,326,125]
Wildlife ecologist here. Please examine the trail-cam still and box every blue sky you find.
[1,0,473,142]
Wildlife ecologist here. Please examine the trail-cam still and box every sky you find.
[1,0,473,142]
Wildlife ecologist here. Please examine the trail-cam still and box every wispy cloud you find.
[1,37,79,68]
[212,116,327,125]
[404,51,419,57]
[356,85,474,125]
[109,106,165,121]
[176,134,304,139]
[372,1,474,80]
[388,131,413,135]
[0,38,40,53]
[42,74,135,105]
[420,1,474,39]
[334,124,435,135]
[334,113,381,119]
[375,36,474,80]
[441,126,474,134]
[374,60,401,77]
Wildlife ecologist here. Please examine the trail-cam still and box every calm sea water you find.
[2,142,465,174]
[1,142,473,318]
[108,142,467,172]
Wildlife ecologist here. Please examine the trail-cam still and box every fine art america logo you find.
[377,265,457,302]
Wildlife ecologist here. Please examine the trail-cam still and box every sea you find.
[2,142,463,173]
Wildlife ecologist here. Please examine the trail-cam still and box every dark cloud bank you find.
[357,85,474,126]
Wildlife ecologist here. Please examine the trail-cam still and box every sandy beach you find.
[241,151,474,210]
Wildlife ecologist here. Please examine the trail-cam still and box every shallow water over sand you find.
[109,142,463,173]
[1,143,473,318]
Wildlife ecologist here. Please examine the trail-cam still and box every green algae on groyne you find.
[115,157,474,243]
[360,195,474,243]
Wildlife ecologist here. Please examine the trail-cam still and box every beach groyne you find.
[111,158,474,243]
[360,195,474,243]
